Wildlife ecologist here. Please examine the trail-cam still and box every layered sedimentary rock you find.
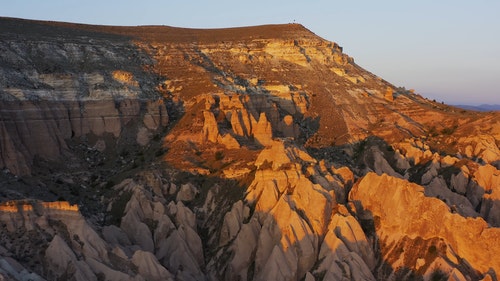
[1,17,500,281]
[0,19,168,175]
[0,99,168,175]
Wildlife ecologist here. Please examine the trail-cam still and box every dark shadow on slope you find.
[0,18,183,219]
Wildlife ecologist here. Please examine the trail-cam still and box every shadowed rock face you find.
[0,17,499,281]
[0,18,168,175]
[0,99,168,175]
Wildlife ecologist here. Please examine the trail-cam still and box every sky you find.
[2,0,499,105]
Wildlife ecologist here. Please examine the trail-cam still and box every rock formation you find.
[350,173,500,280]
[0,17,499,281]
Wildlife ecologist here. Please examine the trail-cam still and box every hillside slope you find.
[0,17,499,281]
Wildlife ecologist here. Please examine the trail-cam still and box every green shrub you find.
[215,151,225,161]
[428,245,437,254]
[440,125,457,135]
[430,269,448,281]
[105,180,115,189]
[108,191,132,226]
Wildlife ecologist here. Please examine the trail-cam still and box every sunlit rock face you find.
[350,173,500,280]
[205,140,378,281]
[1,17,500,281]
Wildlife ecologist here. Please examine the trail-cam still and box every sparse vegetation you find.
[215,150,225,161]
[430,268,449,281]
[2,17,499,281]
[428,126,439,137]
[428,245,437,255]
[143,218,159,233]
[105,179,115,189]
[155,148,166,157]
[152,133,161,141]
[120,149,130,158]
[73,234,84,248]
[440,124,458,135]
[353,139,368,160]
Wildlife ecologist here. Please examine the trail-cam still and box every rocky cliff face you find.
[0,18,168,176]
[350,173,500,280]
[0,17,499,281]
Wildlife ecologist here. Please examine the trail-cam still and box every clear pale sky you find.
[2,0,499,105]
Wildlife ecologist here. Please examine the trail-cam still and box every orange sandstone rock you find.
[112,70,139,87]
[350,172,500,276]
